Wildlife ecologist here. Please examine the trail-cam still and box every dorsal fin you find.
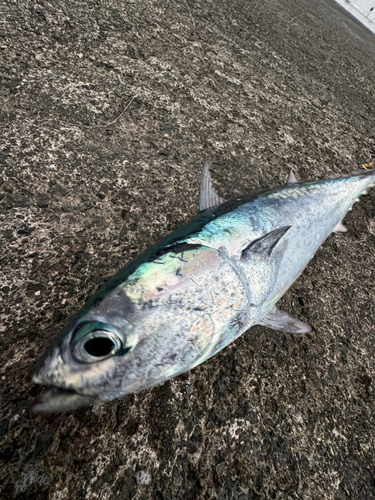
[287,170,298,184]
[199,162,226,211]
[241,226,291,261]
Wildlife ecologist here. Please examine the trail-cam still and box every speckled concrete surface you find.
[1,0,375,498]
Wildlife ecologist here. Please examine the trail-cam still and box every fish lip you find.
[32,349,99,412]
[33,386,98,413]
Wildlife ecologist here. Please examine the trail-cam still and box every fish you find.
[33,164,375,412]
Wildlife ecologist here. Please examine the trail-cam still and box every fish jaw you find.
[32,347,99,412]
[32,344,99,412]
[32,333,127,410]
[32,344,138,411]
[33,389,97,413]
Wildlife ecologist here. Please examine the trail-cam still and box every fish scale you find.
[32,165,375,412]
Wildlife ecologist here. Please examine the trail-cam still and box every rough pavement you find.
[1,0,375,498]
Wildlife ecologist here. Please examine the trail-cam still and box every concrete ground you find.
[1,0,375,498]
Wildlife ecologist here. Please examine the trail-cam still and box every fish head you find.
[33,293,181,412]
[33,245,223,412]
[32,285,146,411]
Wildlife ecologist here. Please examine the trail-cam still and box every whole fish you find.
[33,164,375,412]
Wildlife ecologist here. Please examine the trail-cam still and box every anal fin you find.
[333,221,347,233]
[259,306,311,334]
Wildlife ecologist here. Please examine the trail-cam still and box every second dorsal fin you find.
[287,170,298,184]
[199,162,226,211]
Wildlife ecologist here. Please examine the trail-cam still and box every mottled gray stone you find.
[1,0,375,499]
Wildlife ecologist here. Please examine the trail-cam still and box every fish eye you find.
[73,328,123,363]
[83,336,116,357]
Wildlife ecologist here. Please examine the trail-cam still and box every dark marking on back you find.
[149,243,201,262]
[176,268,183,279]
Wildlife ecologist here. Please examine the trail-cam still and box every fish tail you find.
[350,169,375,192]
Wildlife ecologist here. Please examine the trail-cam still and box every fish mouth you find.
[32,345,98,412]
[33,386,98,413]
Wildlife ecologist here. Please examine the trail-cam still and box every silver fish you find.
[33,164,375,412]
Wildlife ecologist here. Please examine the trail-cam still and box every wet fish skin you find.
[33,167,375,412]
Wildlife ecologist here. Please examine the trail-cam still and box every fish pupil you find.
[84,337,114,357]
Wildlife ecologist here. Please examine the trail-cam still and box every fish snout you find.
[32,346,79,391]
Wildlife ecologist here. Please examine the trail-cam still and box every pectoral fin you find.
[259,306,311,334]
[199,162,226,211]
[241,226,291,261]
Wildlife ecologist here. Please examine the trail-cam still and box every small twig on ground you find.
[82,95,137,129]
[43,95,137,130]
[182,0,223,92]
[183,0,197,41]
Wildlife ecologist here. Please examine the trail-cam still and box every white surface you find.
[351,0,375,20]
[334,0,375,33]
